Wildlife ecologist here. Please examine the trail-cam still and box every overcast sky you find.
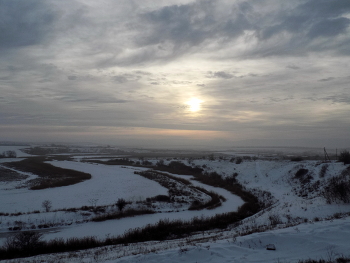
[1,0,350,149]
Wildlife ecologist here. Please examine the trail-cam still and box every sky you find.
[1,0,350,149]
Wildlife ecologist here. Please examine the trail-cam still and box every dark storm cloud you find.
[0,0,57,49]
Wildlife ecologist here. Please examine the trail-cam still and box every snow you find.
[110,218,350,263]
[39,173,244,242]
[4,217,350,263]
[1,152,350,263]
[0,161,168,213]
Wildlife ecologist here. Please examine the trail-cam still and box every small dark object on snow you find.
[266,244,276,250]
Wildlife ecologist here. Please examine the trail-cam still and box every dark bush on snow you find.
[339,150,350,165]
[116,198,127,212]
[323,170,350,203]
[235,157,243,164]
[3,231,43,256]
[291,156,303,162]
[154,195,170,202]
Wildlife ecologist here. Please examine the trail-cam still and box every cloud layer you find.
[1,0,350,148]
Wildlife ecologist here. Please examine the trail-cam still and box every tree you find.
[0,150,16,158]
[42,200,52,212]
[339,150,350,165]
[116,198,127,212]
[6,150,17,158]
[4,231,43,254]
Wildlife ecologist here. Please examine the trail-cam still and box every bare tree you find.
[42,200,52,212]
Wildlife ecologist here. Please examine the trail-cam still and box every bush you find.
[319,164,329,178]
[295,168,309,178]
[291,156,303,162]
[268,214,282,225]
[0,150,17,158]
[235,157,243,164]
[3,231,43,256]
[339,150,350,165]
[42,200,52,212]
[323,174,350,203]
[116,198,127,212]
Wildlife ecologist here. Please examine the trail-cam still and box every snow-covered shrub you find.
[268,214,282,225]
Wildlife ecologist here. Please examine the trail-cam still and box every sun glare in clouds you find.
[186,98,202,112]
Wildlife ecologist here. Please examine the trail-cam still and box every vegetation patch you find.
[297,257,350,263]
[0,206,258,260]
[339,150,350,165]
[0,150,17,158]
[0,166,28,182]
[322,171,350,203]
[154,160,203,175]
[135,170,222,210]
[91,208,155,222]
[291,156,304,162]
[3,158,91,190]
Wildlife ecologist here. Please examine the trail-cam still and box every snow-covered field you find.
[0,162,168,213]
[1,145,350,262]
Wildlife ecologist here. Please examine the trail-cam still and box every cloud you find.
[322,94,350,104]
[307,17,350,39]
[206,71,234,79]
[286,65,300,70]
[112,74,141,83]
[67,75,77,80]
[0,0,57,50]
[254,0,350,56]
[318,77,335,82]
[1,0,350,148]
[59,97,128,104]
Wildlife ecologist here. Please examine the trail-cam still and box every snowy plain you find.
[0,145,350,262]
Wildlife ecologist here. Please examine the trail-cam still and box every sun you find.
[186,98,202,112]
